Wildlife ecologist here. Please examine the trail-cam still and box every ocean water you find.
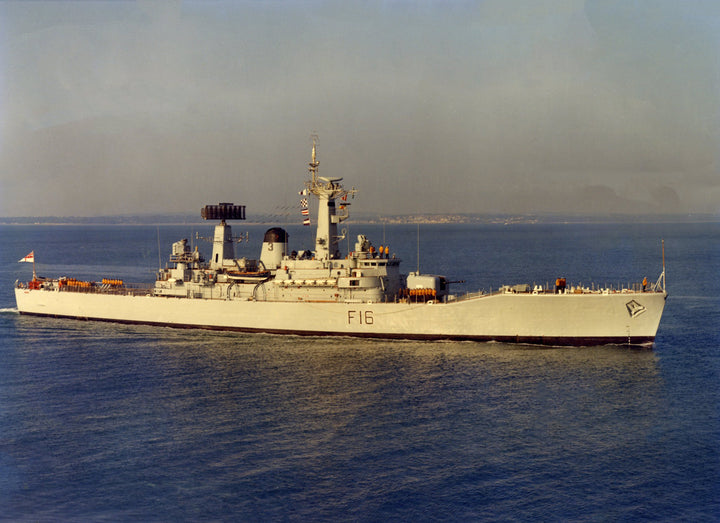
[0,221,718,521]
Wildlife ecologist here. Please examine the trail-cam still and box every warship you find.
[15,139,667,346]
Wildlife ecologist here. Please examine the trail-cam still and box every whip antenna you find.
[417,223,420,274]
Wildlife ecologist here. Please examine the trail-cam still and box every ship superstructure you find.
[151,139,410,306]
[15,138,667,346]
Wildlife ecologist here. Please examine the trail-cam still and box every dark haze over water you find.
[1,222,718,520]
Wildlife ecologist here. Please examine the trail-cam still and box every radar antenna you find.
[309,133,319,185]
[200,202,246,221]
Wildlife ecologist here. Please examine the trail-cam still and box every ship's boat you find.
[15,138,667,346]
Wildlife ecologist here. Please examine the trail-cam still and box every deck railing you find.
[57,282,154,296]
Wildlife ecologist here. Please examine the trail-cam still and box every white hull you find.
[15,287,666,346]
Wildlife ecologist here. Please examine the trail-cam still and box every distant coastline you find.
[1,212,717,226]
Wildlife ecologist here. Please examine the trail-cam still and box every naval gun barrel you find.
[201,203,246,221]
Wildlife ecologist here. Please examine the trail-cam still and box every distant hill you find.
[1,212,717,226]
[0,214,201,225]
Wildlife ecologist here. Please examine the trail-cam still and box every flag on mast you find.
[18,251,37,280]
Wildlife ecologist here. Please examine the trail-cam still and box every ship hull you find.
[15,287,667,347]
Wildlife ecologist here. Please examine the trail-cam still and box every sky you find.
[1,0,718,217]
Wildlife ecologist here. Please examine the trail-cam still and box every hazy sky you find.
[1,0,718,217]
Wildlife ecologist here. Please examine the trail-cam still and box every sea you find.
[0,221,718,521]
